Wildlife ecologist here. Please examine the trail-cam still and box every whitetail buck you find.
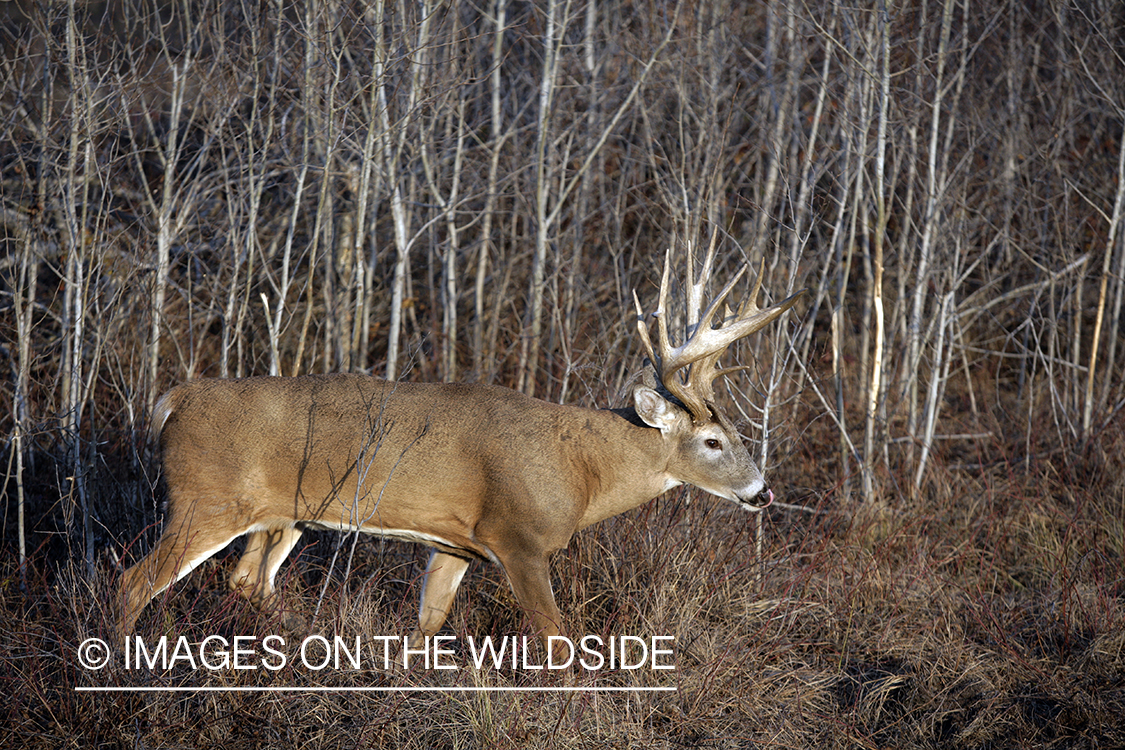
[119,239,803,645]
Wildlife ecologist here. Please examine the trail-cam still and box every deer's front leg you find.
[408,550,472,649]
[501,554,562,642]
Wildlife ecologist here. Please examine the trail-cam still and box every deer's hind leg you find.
[229,526,305,629]
[119,507,249,637]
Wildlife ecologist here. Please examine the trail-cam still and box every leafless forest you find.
[2,0,1125,747]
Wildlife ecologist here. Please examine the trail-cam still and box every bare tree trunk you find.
[1084,119,1125,438]
[862,0,890,504]
[519,0,561,397]
[419,18,468,383]
[61,0,94,576]
[909,0,970,489]
[559,0,600,404]
[474,0,510,381]
[352,1,389,376]
[265,0,319,376]
[382,0,428,381]
[12,216,38,589]
[907,0,955,449]
[751,0,795,260]
[221,0,278,378]
[139,31,194,405]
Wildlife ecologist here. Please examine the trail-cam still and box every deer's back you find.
[153,375,596,533]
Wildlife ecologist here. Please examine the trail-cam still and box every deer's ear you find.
[633,386,681,432]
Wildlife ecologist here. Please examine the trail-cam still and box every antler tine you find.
[632,289,657,366]
[632,246,706,421]
[740,258,766,318]
[655,246,674,367]
[633,246,674,372]
[695,262,750,341]
[720,259,805,340]
[679,270,805,418]
[685,227,721,330]
[634,241,805,424]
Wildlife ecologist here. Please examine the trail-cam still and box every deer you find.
[118,237,804,648]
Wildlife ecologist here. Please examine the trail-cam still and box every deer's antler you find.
[633,232,805,423]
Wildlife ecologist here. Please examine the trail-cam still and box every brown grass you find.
[5,418,1124,748]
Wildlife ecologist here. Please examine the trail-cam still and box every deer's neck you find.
[571,407,677,530]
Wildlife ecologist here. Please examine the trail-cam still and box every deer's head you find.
[632,235,804,510]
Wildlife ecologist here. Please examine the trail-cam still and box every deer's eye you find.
[705,438,722,450]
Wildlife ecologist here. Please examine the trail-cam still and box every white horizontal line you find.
[76,685,676,693]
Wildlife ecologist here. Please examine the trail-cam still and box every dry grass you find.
[4,425,1124,748]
